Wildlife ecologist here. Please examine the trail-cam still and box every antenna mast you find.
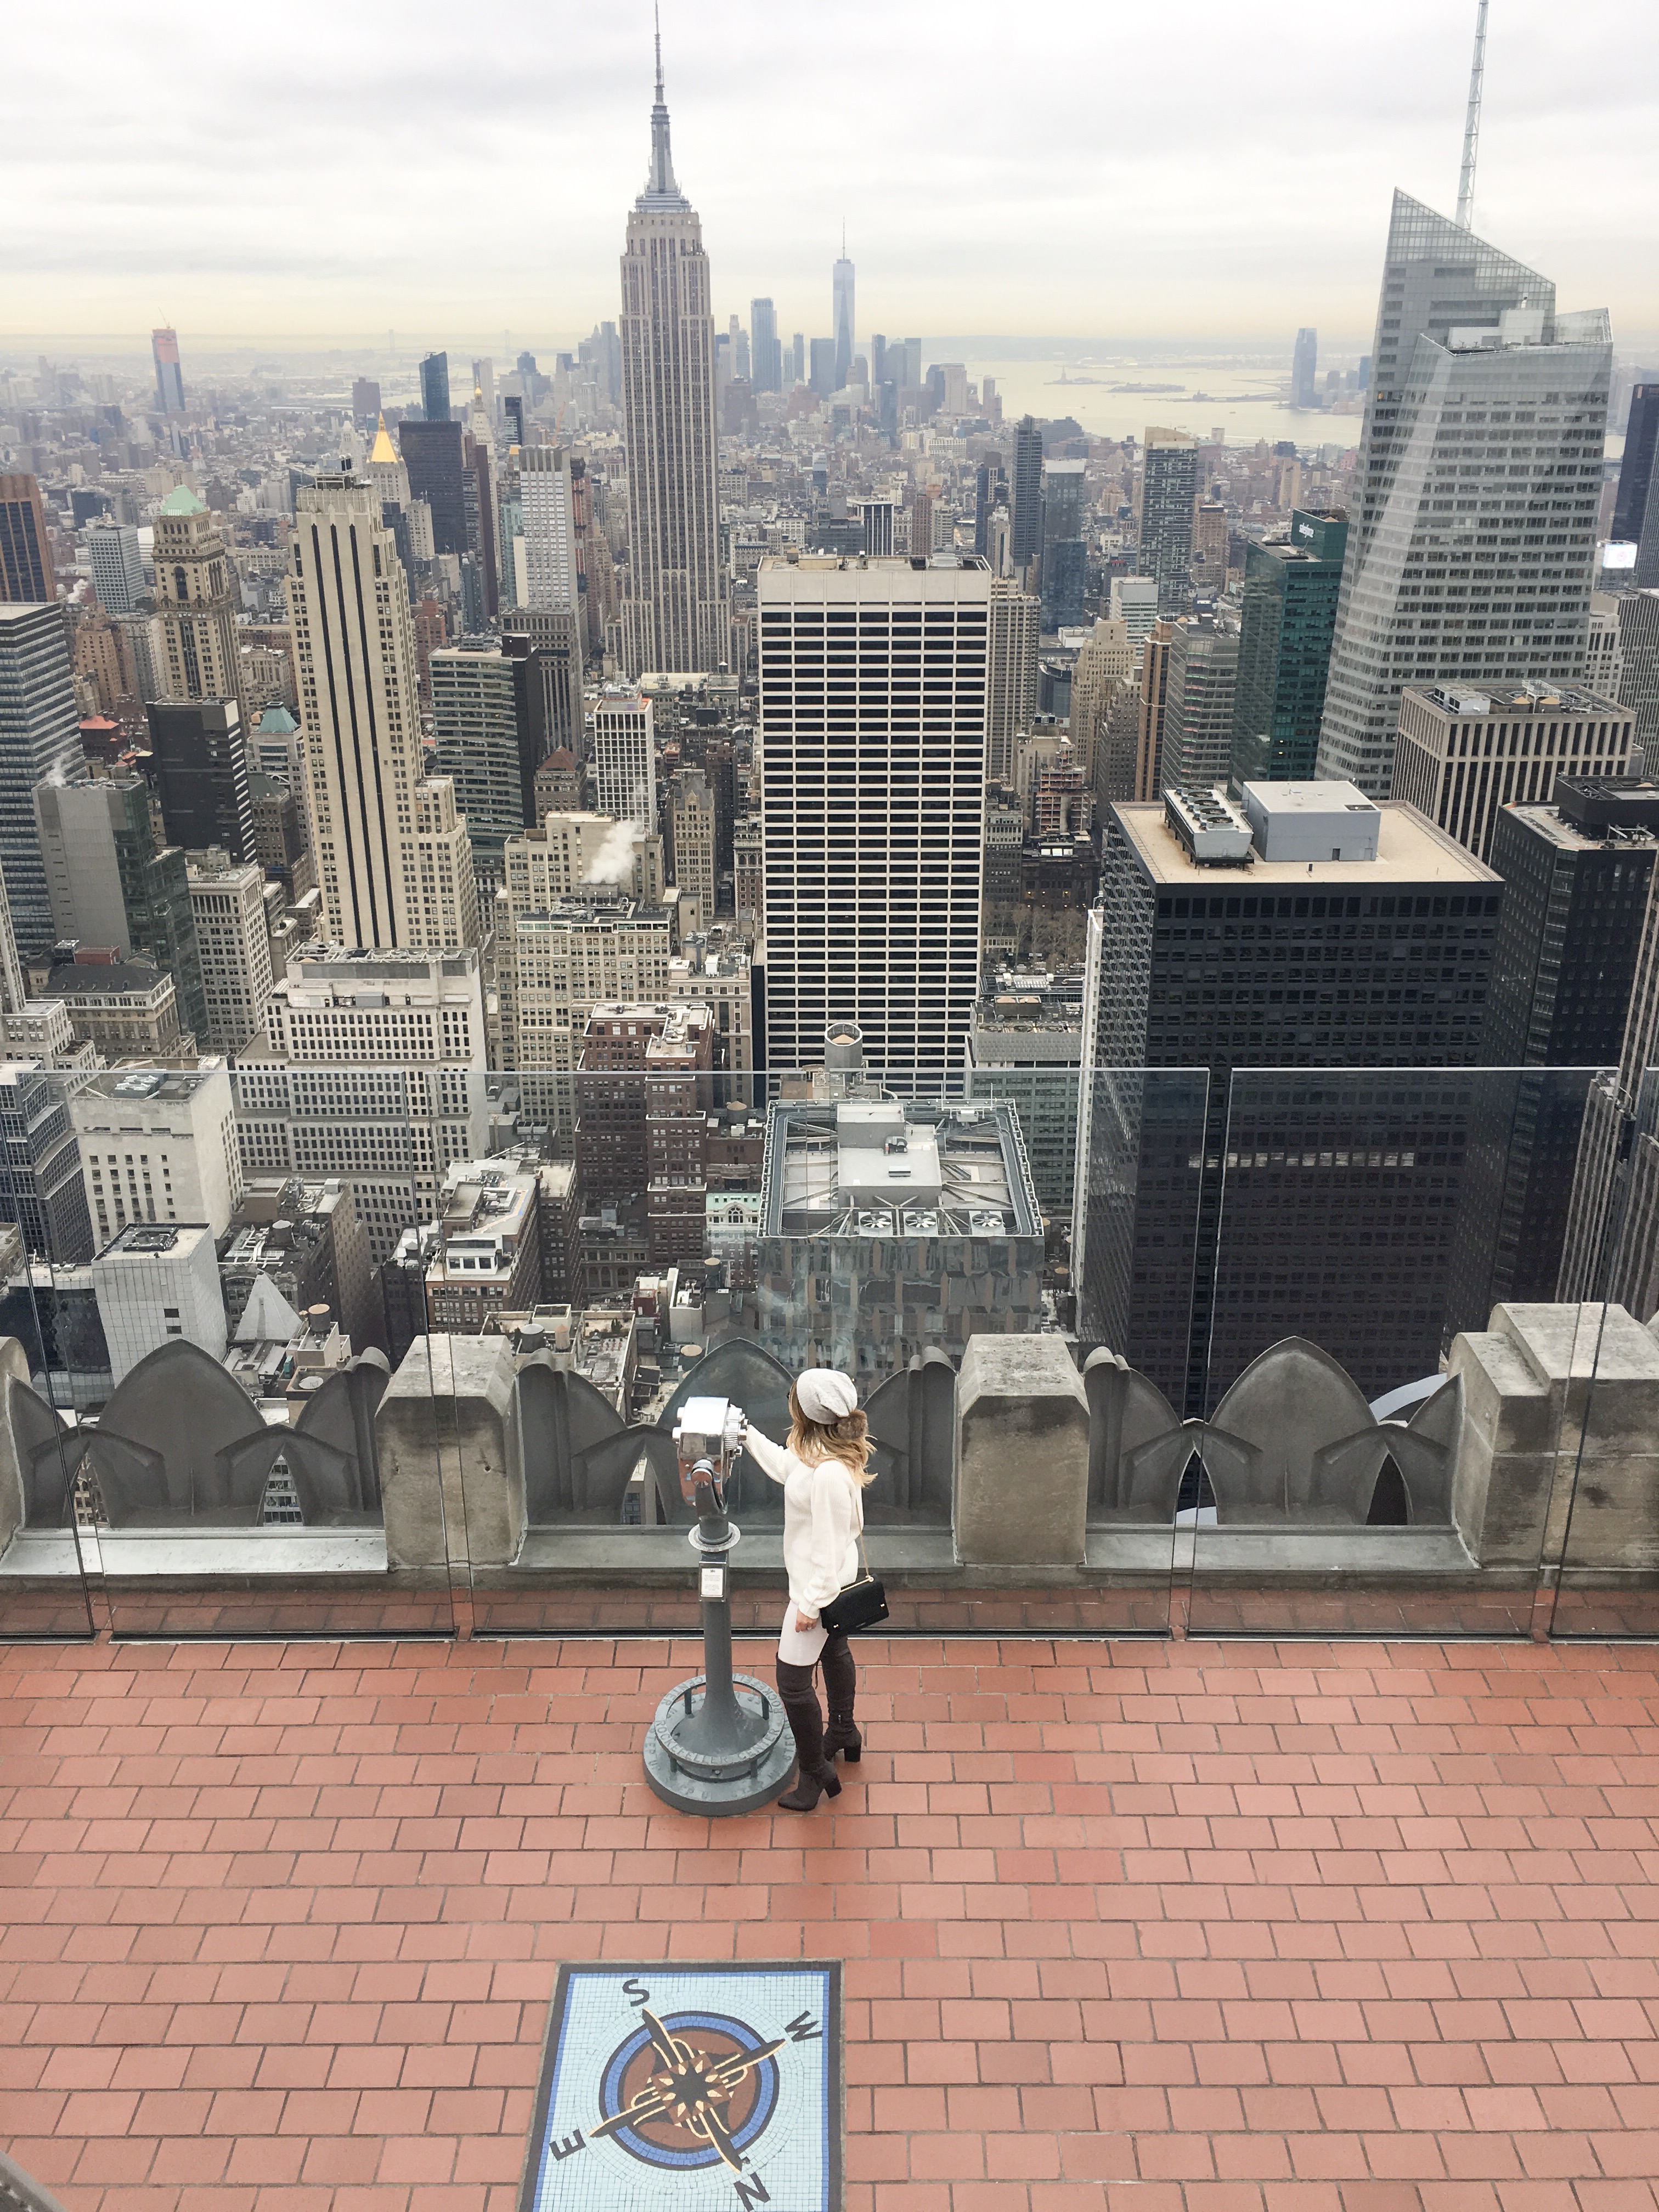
[1455,0,1488,231]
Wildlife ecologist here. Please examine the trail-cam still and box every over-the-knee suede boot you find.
[775,1658,840,1811]
[820,1635,861,1762]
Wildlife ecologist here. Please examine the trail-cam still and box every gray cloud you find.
[5,0,1656,349]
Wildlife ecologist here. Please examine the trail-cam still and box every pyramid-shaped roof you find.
[257,704,298,735]
[236,1273,305,1344]
[157,484,206,516]
[369,412,398,466]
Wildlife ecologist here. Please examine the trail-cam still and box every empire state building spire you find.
[639,7,689,211]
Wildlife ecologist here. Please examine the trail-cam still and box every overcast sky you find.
[7,0,1656,355]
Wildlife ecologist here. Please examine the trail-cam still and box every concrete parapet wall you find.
[1448,1304,1659,1572]
[955,1336,1088,1567]
[3,1305,1657,1617]
[377,1335,517,1571]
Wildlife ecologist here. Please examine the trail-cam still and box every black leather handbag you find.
[818,1530,889,1635]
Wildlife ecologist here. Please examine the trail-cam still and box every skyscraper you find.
[1558,817,1659,1312]
[1291,326,1319,410]
[518,447,579,613]
[1076,788,1501,1409]
[35,774,208,1041]
[463,414,499,619]
[0,867,24,1019]
[0,474,55,603]
[1615,383,1659,585]
[1010,416,1043,574]
[87,521,145,617]
[235,946,489,1262]
[153,487,248,726]
[986,579,1040,788]
[1617,590,1659,768]
[1110,574,1160,651]
[1138,433,1199,614]
[1133,620,1176,800]
[618,33,726,676]
[591,692,658,830]
[1392,681,1635,862]
[1229,509,1348,787]
[0,603,84,949]
[1316,193,1611,799]
[187,854,275,1056]
[1160,614,1240,791]
[1069,618,1138,786]
[974,460,1007,559]
[832,244,855,392]
[147,699,256,862]
[1457,778,1659,1316]
[288,473,479,951]
[420,352,451,422]
[430,646,532,890]
[758,554,992,1088]
[1039,459,1087,632]
[751,297,781,394]
[398,419,469,557]
[151,326,185,414]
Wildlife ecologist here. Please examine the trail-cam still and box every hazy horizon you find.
[8,0,1656,349]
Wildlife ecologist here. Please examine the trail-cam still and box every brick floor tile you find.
[6,1639,1659,2209]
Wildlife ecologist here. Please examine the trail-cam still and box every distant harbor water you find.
[962,354,1362,449]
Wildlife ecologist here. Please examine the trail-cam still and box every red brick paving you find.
[4,1635,1659,2212]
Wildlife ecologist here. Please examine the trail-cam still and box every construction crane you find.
[1455,0,1489,232]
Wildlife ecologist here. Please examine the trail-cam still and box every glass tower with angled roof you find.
[1316,192,1611,798]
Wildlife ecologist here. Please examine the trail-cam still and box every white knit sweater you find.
[744,1427,863,1616]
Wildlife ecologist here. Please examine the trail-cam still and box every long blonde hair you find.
[787,1381,877,1487]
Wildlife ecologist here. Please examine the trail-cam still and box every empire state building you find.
[619,36,727,676]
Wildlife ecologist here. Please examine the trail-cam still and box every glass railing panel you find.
[1188,1068,1613,1638]
[1549,1066,1659,1639]
[433,1064,1205,1635]
[0,1079,98,1637]
[38,1064,455,1639]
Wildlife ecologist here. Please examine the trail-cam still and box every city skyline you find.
[7,0,1657,347]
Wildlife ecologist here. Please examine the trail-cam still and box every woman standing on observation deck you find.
[740,1370,873,1812]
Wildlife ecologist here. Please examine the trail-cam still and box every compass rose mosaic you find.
[519,1963,843,2212]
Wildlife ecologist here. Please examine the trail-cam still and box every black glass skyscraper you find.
[1451,777,1659,1323]
[1040,461,1087,631]
[1615,382,1659,585]
[398,420,468,557]
[420,352,451,424]
[146,699,255,862]
[1010,416,1043,571]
